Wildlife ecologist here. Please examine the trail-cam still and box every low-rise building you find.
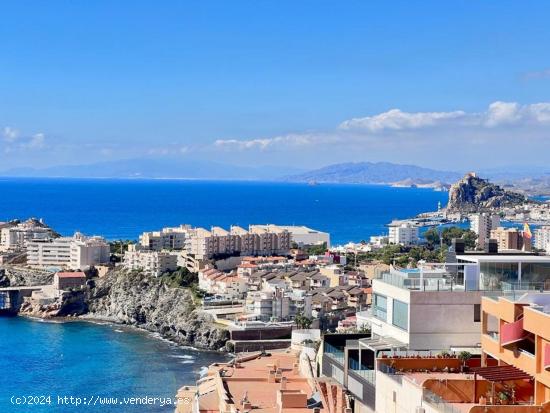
[123,246,178,277]
[53,271,87,291]
[175,350,350,413]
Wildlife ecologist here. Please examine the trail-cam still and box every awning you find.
[500,318,528,347]
[471,365,533,382]
[358,336,406,351]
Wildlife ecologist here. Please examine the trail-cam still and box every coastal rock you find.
[447,173,527,212]
[19,290,88,318]
[2,266,54,286]
[85,270,229,350]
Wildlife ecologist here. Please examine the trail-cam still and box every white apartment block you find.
[139,225,190,250]
[123,247,178,277]
[470,212,500,249]
[1,221,53,251]
[388,222,419,246]
[364,264,484,350]
[245,288,312,322]
[252,224,330,248]
[535,225,550,252]
[27,232,110,270]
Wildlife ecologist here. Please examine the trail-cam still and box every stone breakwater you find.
[6,267,229,351]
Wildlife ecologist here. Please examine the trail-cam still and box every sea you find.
[0,177,449,245]
[0,317,228,412]
[0,178,449,412]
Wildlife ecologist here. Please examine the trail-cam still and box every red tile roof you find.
[56,271,86,278]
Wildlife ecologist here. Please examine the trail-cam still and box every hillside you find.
[447,173,528,212]
[283,162,461,185]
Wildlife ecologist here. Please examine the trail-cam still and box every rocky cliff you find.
[85,270,229,350]
[447,173,527,212]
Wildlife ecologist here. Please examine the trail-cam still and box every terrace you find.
[375,355,550,413]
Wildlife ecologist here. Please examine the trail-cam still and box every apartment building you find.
[123,246,178,277]
[535,226,550,252]
[388,221,419,245]
[372,293,550,413]
[0,219,53,251]
[490,226,532,251]
[470,213,500,249]
[365,264,484,350]
[251,224,330,248]
[139,225,190,250]
[245,288,312,321]
[27,232,110,269]
[184,225,291,260]
[481,293,550,404]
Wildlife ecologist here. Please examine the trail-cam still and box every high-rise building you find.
[470,213,500,249]
[490,226,531,251]
[388,222,419,245]
[535,225,550,252]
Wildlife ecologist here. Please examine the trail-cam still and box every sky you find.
[1,1,550,172]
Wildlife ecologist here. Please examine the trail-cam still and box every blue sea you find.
[0,178,448,412]
[0,317,227,412]
[0,178,448,245]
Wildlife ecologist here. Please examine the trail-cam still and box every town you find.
[1,188,550,412]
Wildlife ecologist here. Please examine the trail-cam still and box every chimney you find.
[486,239,498,253]
[452,238,465,254]
[280,377,287,390]
[268,370,276,383]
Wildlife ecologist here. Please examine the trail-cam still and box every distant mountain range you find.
[0,158,305,181]
[3,159,550,195]
[282,162,462,187]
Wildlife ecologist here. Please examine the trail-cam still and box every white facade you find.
[535,225,550,252]
[388,222,419,246]
[1,222,53,250]
[367,267,483,350]
[139,225,190,250]
[27,232,109,269]
[256,225,330,248]
[123,249,178,277]
[470,213,500,249]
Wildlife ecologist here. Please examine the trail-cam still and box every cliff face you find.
[85,270,229,350]
[447,173,527,212]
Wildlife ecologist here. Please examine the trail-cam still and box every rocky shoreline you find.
[5,267,229,351]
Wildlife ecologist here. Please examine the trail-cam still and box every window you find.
[392,299,408,331]
[373,294,387,322]
[474,304,481,322]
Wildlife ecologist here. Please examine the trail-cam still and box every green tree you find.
[423,227,440,247]
[294,313,313,329]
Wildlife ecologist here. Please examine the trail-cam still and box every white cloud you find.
[3,127,20,142]
[23,133,46,149]
[215,134,314,150]
[339,109,467,131]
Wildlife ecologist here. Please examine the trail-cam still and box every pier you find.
[0,285,47,315]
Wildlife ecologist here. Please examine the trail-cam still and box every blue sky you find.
[1,1,550,171]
